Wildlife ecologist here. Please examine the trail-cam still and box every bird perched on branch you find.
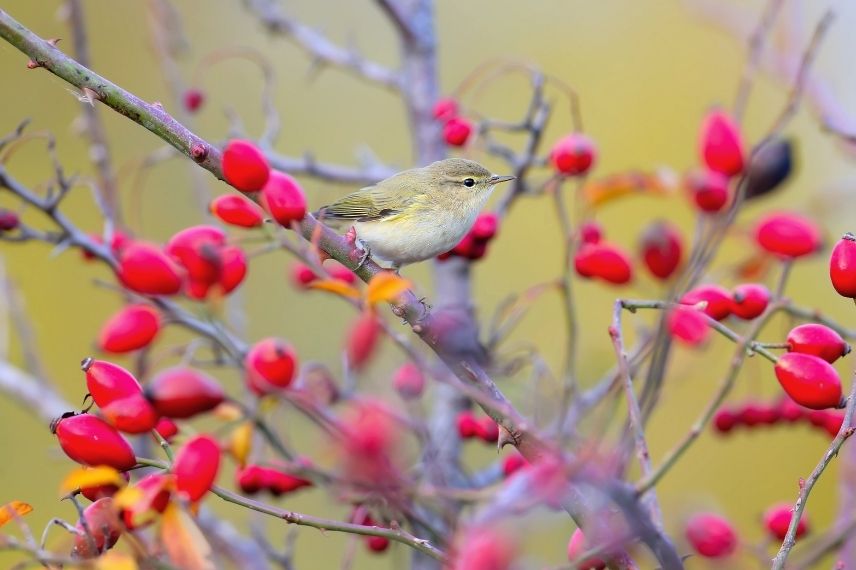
[315,158,514,271]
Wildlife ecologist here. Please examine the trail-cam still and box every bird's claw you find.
[355,245,371,270]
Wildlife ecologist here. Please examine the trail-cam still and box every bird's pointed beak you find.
[489,175,515,185]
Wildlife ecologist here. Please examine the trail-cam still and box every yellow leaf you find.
[365,272,411,305]
[59,466,125,496]
[309,279,361,299]
[112,486,144,510]
[95,552,138,570]
[0,501,32,527]
[582,168,678,207]
[160,503,215,570]
[228,421,253,467]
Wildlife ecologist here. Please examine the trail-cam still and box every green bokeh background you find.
[1,1,856,568]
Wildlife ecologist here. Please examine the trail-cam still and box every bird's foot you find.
[355,244,372,270]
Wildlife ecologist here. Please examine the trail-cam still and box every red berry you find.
[433,97,459,121]
[98,304,161,353]
[471,213,499,241]
[451,527,517,570]
[639,220,683,280]
[166,225,227,286]
[730,283,770,320]
[755,212,822,259]
[476,417,499,443]
[100,393,159,434]
[183,88,205,113]
[0,209,20,231]
[822,411,845,437]
[261,171,307,226]
[502,453,527,477]
[236,464,264,495]
[82,358,144,407]
[71,497,123,558]
[777,397,806,423]
[174,434,221,502]
[457,411,479,439]
[79,469,130,502]
[687,169,730,213]
[681,284,732,321]
[146,367,225,419]
[366,535,390,553]
[550,133,596,176]
[806,409,830,428]
[774,353,843,410]
[667,306,710,346]
[222,139,270,192]
[209,194,265,228]
[580,221,603,244]
[393,362,425,400]
[245,338,298,395]
[267,469,313,496]
[443,117,473,146]
[786,324,850,363]
[566,528,606,570]
[699,109,745,176]
[574,242,633,285]
[117,242,183,295]
[121,473,171,530]
[52,413,136,471]
[737,402,765,427]
[154,417,179,441]
[830,233,856,298]
[713,408,738,434]
[763,503,808,541]
[219,245,247,294]
[685,513,738,558]
[345,312,382,372]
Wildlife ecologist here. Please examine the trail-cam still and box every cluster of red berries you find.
[456,410,499,444]
[433,97,473,147]
[438,212,499,261]
[668,282,771,346]
[684,109,745,215]
[236,464,313,497]
[713,397,845,438]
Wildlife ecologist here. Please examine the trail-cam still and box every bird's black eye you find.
[463,178,475,187]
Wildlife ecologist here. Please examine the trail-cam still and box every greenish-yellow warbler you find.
[317,158,514,269]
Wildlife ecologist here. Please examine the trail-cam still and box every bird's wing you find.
[316,177,422,222]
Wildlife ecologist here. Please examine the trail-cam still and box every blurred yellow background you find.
[1,1,856,568]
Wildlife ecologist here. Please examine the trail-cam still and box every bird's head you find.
[424,158,515,194]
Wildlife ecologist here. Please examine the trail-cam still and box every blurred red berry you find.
[174,434,221,502]
[687,169,730,213]
[457,411,479,439]
[146,366,225,419]
[774,353,843,410]
[261,170,307,226]
[98,304,161,353]
[639,220,683,280]
[574,242,633,285]
[71,497,122,558]
[681,284,732,321]
[713,408,738,434]
[83,230,130,261]
[580,221,603,244]
[219,245,247,294]
[550,133,596,176]
[699,109,745,176]
[443,117,472,146]
[830,233,856,298]
[393,362,425,400]
[154,417,179,441]
[502,453,528,477]
[209,194,265,228]
[476,416,499,444]
[52,413,136,471]
[183,88,205,113]
[685,513,737,558]
[117,242,183,295]
[433,97,459,121]
[100,393,159,434]
[786,324,850,363]
[566,528,606,570]
[290,261,355,288]
[822,411,845,437]
[245,338,298,395]
[0,209,20,231]
[451,526,517,570]
[763,503,808,541]
[667,306,710,346]
[346,312,382,371]
[366,535,390,553]
[122,473,171,530]
[222,139,270,192]
[777,397,806,423]
[730,283,770,320]
[754,212,822,259]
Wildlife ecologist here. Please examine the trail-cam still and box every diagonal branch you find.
[242,0,401,90]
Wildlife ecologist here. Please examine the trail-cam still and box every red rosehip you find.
[219,245,247,294]
[737,402,766,427]
[261,171,307,226]
[79,469,130,502]
[471,213,499,241]
[98,304,161,353]
[209,194,265,228]
[713,408,738,434]
[502,453,527,477]
[580,221,603,244]
[754,212,822,259]
[763,503,808,541]
[476,417,499,443]
[451,527,517,570]
[667,306,710,346]
[236,464,264,495]
[566,529,606,570]
[822,411,845,437]
[682,284,732,321]
[367,535,390,553]
[183,88,205,113]
[146,366,225,419]
[806,409,830,428]
[82,358,144,407]
[222,139,270,192]
[443,117,473,147]
[345,312,382,372]
[774,353,843,410]
[289,261,355,288]
[121,473,171,530]
[52,413,136,471]
[699,109,745,176]
[117,242,183,295]
[777,397,806,423]
[786,324,850,364]
[457,411,479,439]
[685,513,738,558]
[166,225,227,286]
[550,133,596,176]
[687,169,730,213]
[100,393,160,434]
[830,233,856,298]
[154,417,179,441]
[574,242,633,285]
[393,362,425,400]
[639,220,683,280]
[268,470,313,496]
[433,97,459,122]
[730,283,770,320]
[245,338,298,395]
[0,209,20,231]
[71,497,123,558]
[174,435,221,502]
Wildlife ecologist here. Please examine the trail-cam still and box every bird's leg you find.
[391,262,402,275]
[356,245,372,270]
[346,226,372,270]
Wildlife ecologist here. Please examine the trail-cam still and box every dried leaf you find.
[309,278,361,299]
[95,552,138,570]
[583,168,678,207]
[59,466,125,496]
[0,501,32,527]
[212,401,243,421]
[365,272,411,305]
[160,503,215,570]
[228,421,253,467]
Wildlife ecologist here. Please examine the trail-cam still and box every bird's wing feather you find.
[317,175,424,222]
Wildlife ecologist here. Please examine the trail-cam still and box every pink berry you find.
[443,117,473,147]
[755,212,822,259]
[639,220,683,280]
[830,233,856,298]
[574,242,633,285]
[730,283,770,320]
[433,97,459,122]
[763,503,808,541]
[222,139,270,192]
[261,171,307,226]
[183,89,205,113]
[687,169,730,213]
[786,324,850,364]
[580,221,603,244]
[392,362,425,400]
[699,109,745,176]
[774,353,843,410]
[550,133,596,176]
[685,513,737,558]
[681,284,732,321]
[566,529,606,570]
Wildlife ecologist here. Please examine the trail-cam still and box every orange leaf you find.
[228,421,253,468]
[366,272,411,305]
[112,486,144,510]
[95,552,138,570]
[161,503,215,570]
[59,466,125,496]
[582,168,678,207]
[308,279,361,300]
[0,501,32,527]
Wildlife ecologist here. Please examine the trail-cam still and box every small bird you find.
[316,158,514,270]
